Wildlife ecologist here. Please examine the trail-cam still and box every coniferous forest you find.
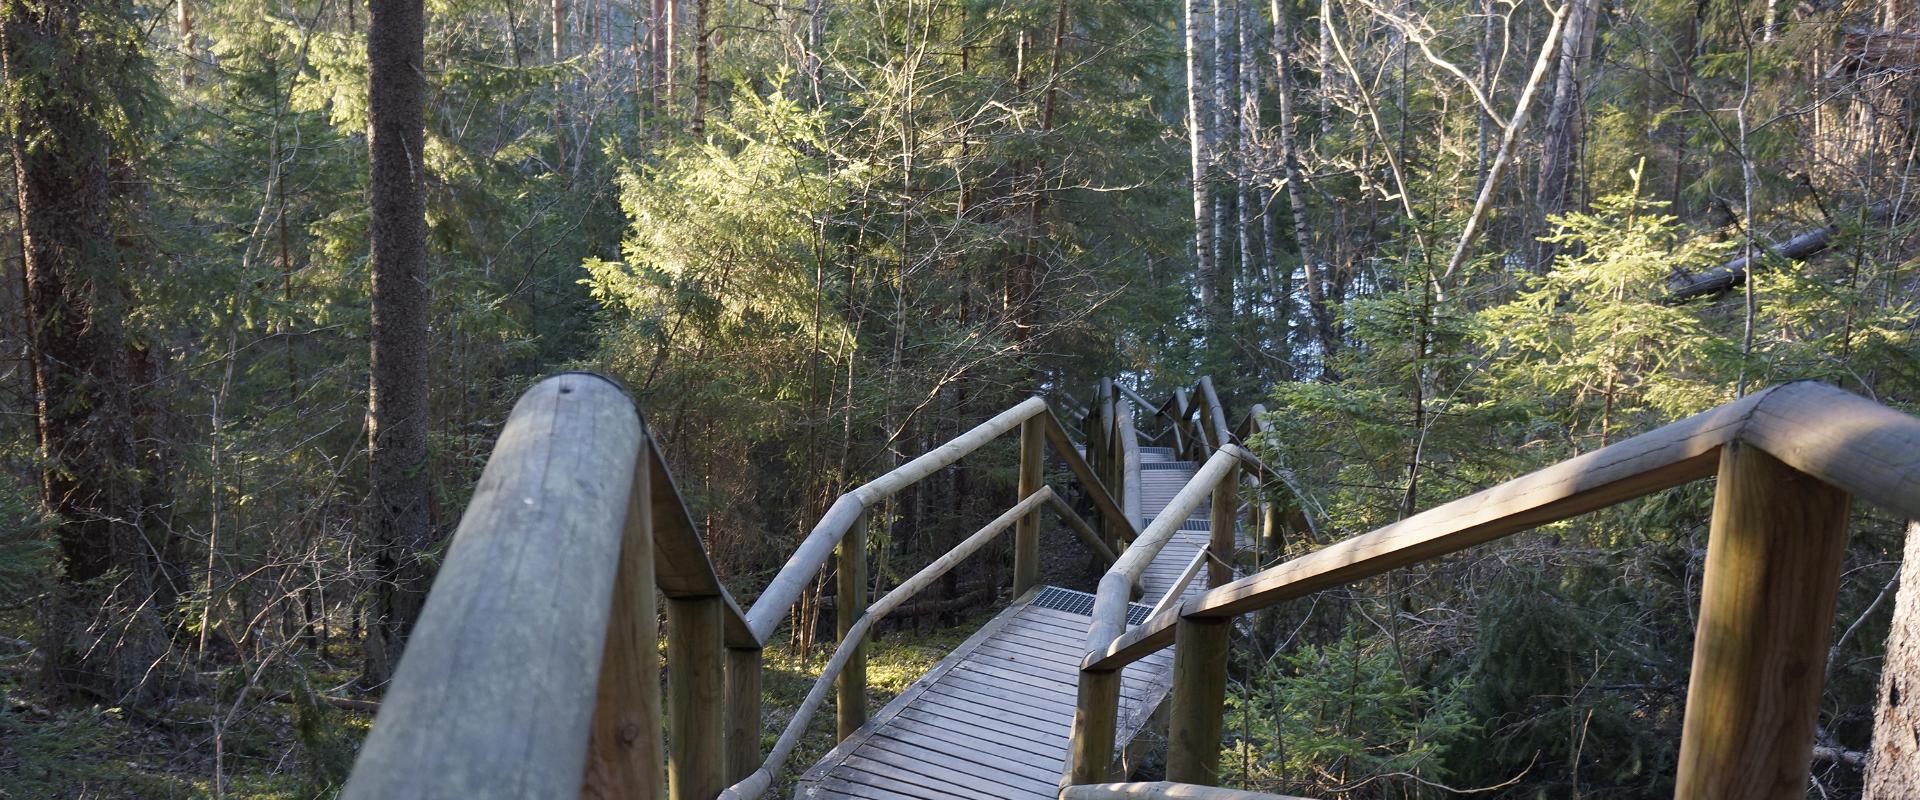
[4,0,1920,796]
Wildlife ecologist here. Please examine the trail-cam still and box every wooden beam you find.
[644,436,755,648]
[667,596,726,800]
[1209,461,1239,587]
[744,397,1049,643]
[1117,397,1145,535]
[1196,377,1230,454]
[1084,389,1771,671]
[836,511,869,742]
[1165,616,1231,786]
[1737,381,1920,520]
[1086,448,1247,653]
[342,373,641,800]
[1016,416,1046,597]
[724,647,763,785]
[1063,668,1123,787]
[584,452,664,799]
[1062,782,1316,799]
[1674,442,1849,799]
[722,489,1059,800]
[1042,408,1139,542]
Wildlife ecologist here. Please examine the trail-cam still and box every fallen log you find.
[1666,202,1892,302]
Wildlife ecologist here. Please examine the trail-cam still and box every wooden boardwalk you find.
[795,446,1236,799]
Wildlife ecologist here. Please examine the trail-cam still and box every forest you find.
[3,0,1920,796]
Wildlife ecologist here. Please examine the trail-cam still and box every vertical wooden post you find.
[1085,401,1106,543]
[584,450,664,799]
[1014,415,1045,597]
[666,595,725,800]
[1674,442,1850,800]
[1209,462,1239,587]
[1166,615,1232,785]
[1064,668,1122,787]
[836,511,869,741]
[724,646,763,785]
[1258,467,1278,560]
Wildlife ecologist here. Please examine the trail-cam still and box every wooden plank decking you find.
[795,447,1239,799]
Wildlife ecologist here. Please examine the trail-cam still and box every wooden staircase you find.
[339,373,1920,800]
[796,447,1232,799]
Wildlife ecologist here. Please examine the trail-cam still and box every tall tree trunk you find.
[365,0,433,687]
[177,0,195,86]
[1236,0,1257,357]
[1185,0,1215,327]
[1211,0,1234,335]
[1534,0,1596,258]
[690,0,708,136]
[1269,0,1333,363]
[1866,521,1920,797]
[4,0,166,702]
[1440,4,1567,284]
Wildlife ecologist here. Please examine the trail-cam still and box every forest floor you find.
[0,519,1104,798]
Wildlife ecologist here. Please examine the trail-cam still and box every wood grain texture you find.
[1208,463,1238,587]
[667,596,726,800]
[583,453,664,799]
[725,647,764,785]
[1674,443,1849,800]
[838,511,870,742]
[342,373,640,800]
[1017,417,1046,596]
[1165,616,1230,786]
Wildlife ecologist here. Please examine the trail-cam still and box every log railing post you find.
[836,510,869,741]
[1165,615,1231,785]
[1209,462,1239,587]
[1674,442,1850,800]
[1065,668,1122,787]
[585,448,664,799]
[666,595,726,800]
[1014,415,1045,597]
[724,646,763,785]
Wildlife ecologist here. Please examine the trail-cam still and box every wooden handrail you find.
[1066,380,1920,800]
[1195,376,1231,455]
[745,397,1047,642]
[645,434,756,647]
[1084,446,1250,654]
[1044,407,1141,545]
[744,396,1137,644]
[721,486,1113,799]
[1081,381,1920,671]
[1116,394,1145,533]
[344,373,651,799]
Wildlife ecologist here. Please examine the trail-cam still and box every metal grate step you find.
[1142,461,1199,471]
[1032,585,1153,626]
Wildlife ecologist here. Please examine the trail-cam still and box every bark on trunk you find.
[1269,0,1333,359]
[1185,0,1215,324]
[690,0,708,136]
[365,0,434,687]
[1210,0,1233,333]
[1535,0,1597,254]
[4,0,167,702]
[1866,521,1920,798]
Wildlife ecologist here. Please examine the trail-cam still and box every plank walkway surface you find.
[795,445,1240,799]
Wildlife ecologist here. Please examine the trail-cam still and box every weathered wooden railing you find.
[341,373,1143,800]
[1063,380,1920,800]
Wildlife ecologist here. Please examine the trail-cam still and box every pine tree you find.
[365,0,433,685]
